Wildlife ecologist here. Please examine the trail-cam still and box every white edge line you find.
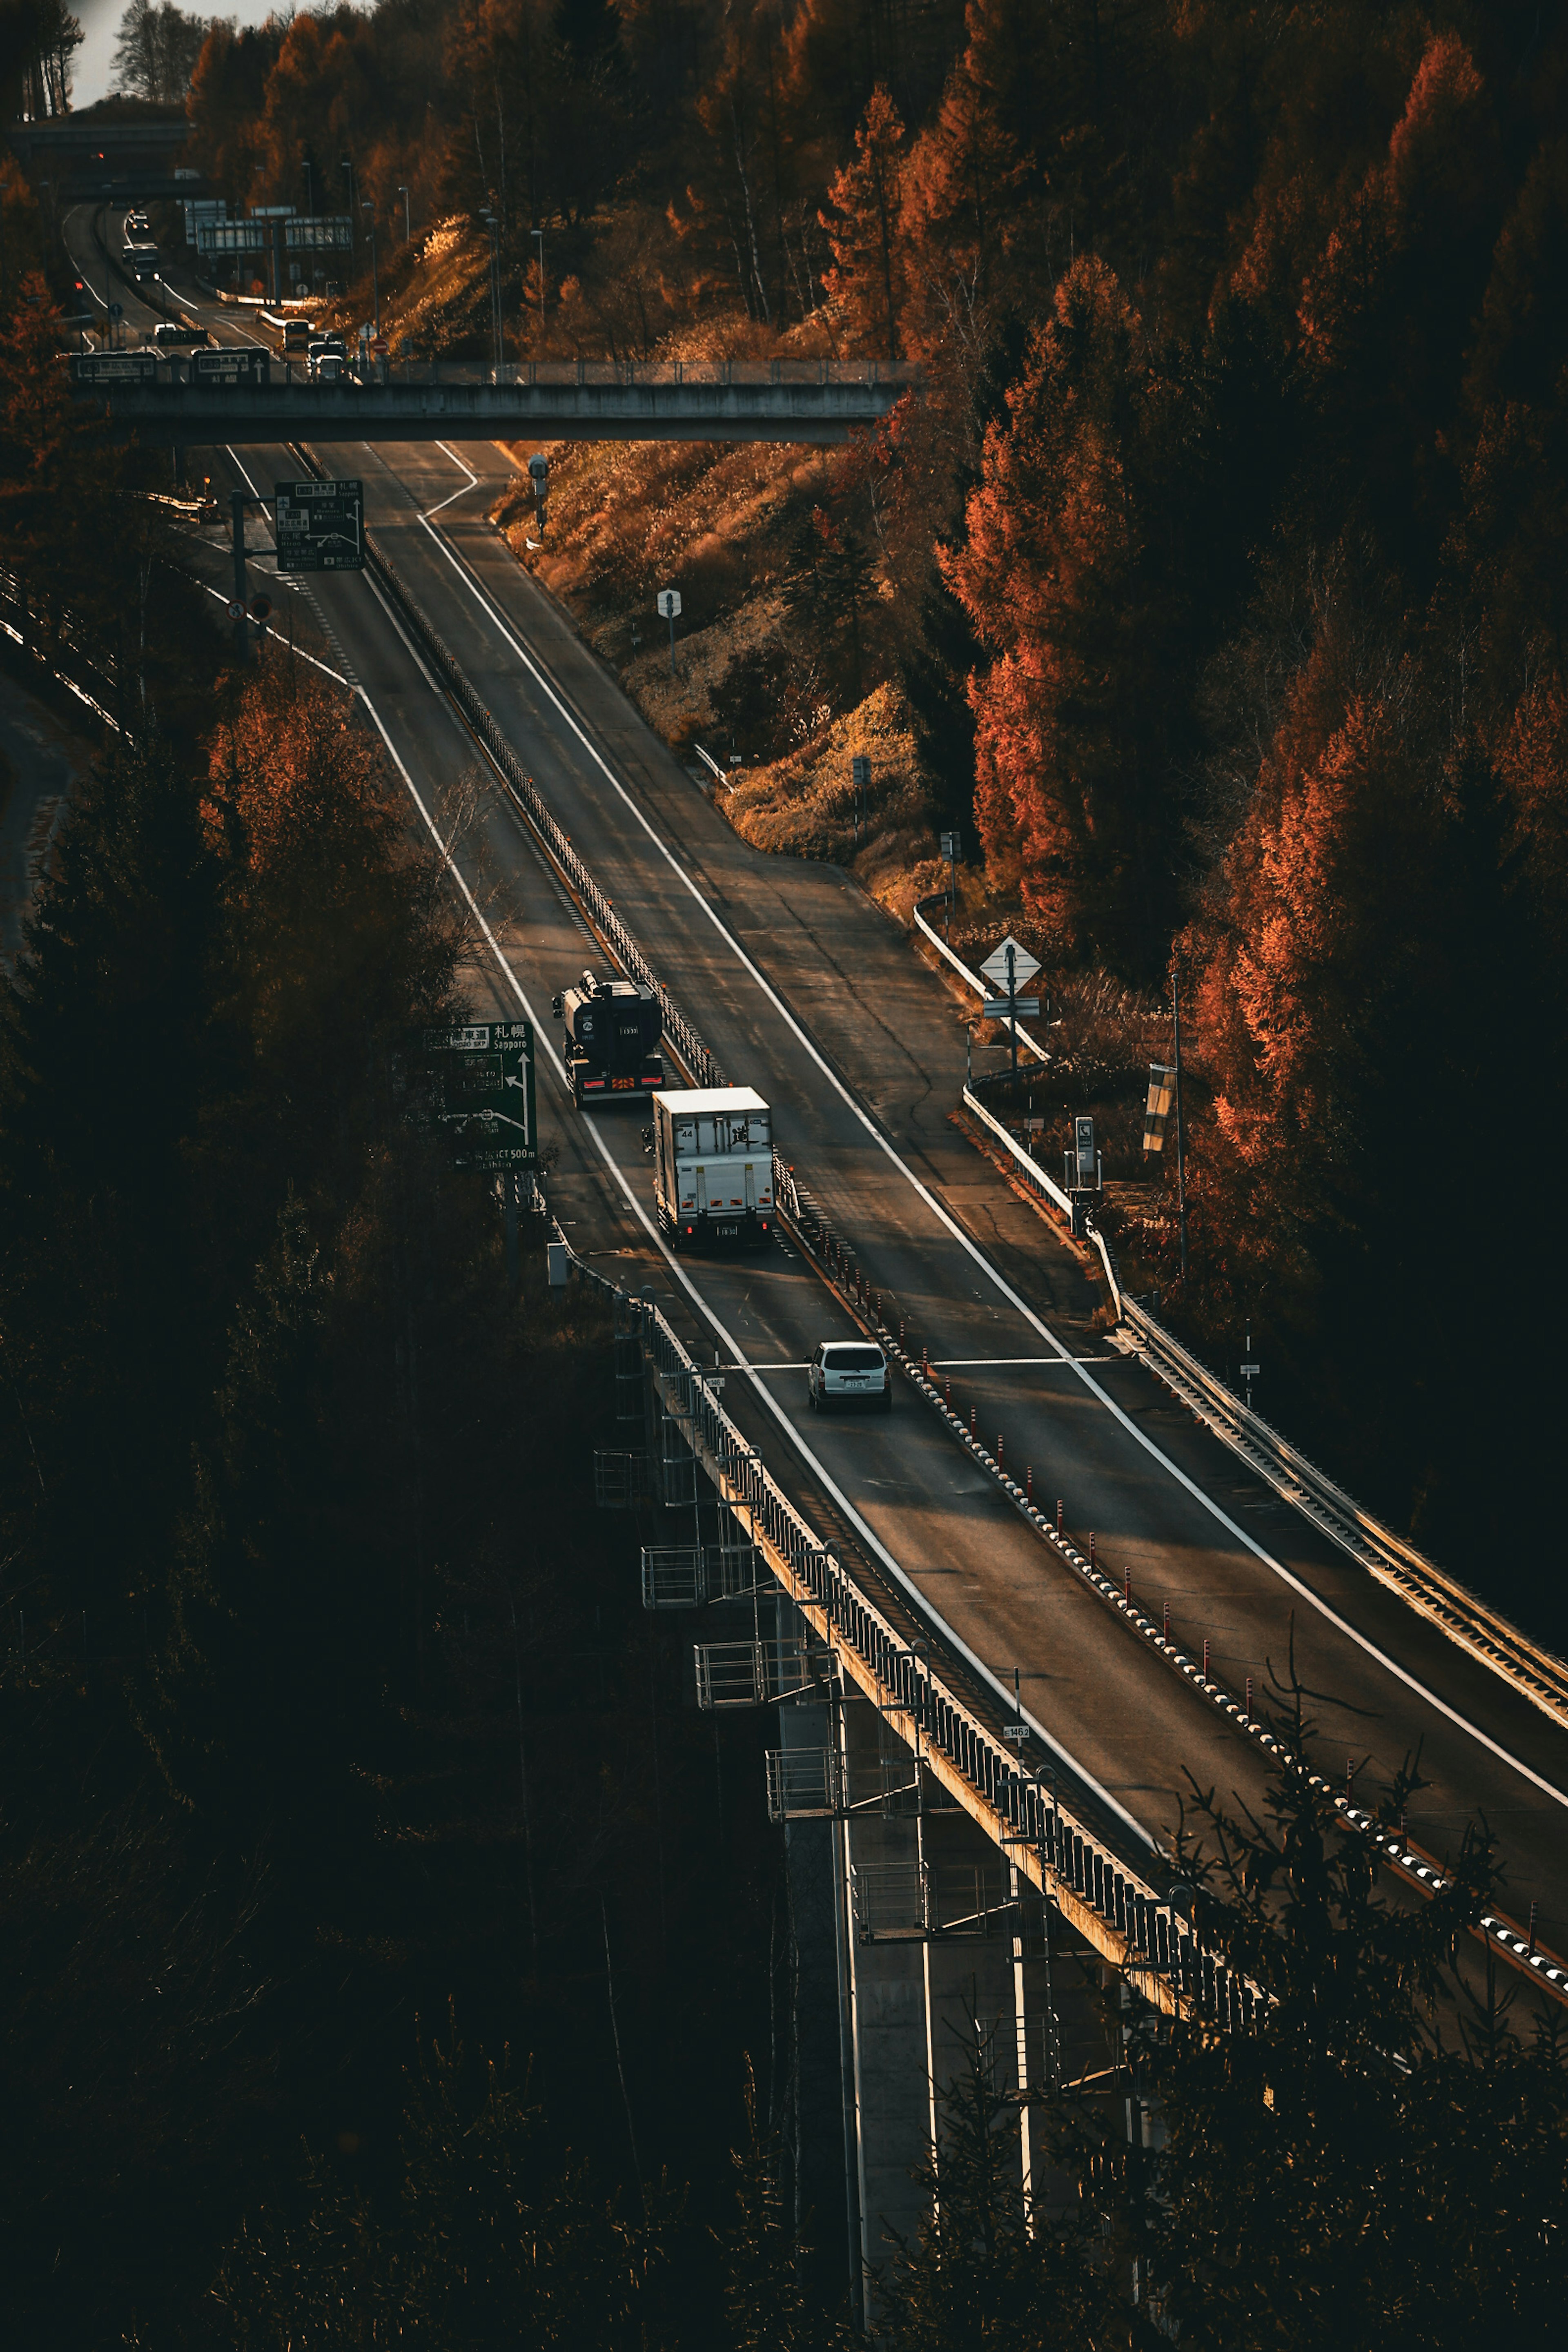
[194,581,347,685]
[354,668,1154,1854]
[411,510,1568,1816]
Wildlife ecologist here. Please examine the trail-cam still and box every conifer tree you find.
[1144,1695,1568,2347]
[822,83,911,359]
[877,2013,1144,2349]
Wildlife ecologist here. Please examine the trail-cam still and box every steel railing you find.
[569,1261,1256,2024]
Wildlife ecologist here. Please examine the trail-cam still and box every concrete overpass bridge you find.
[69,355,918,445]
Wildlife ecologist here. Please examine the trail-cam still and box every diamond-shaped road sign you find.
[980,934,1041,991]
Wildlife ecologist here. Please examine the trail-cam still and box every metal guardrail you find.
[961,1081,1124,1311]
[923,921,1568,1744]
[911,889,1049,1065]
[1120,1294,1568,1737]
[590,1270,1249,2023]
[769,1156,1568,2002]
[0,562,125,737]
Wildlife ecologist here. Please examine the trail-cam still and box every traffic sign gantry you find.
[406,1021,538,1172]
[274,477,364,574]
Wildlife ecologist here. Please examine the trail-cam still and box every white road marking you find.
[407,510,1568,1816]
[194,581,348,685]
[426,441,481,517]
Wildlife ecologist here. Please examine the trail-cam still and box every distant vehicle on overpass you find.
[650,1086,773,1248]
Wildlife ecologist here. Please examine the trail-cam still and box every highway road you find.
[62,207,1568,1971]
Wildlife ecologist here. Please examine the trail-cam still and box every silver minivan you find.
[808,1341,891,1413]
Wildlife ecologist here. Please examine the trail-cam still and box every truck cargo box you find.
[650,1087,773,1248]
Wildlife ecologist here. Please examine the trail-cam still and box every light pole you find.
[302,154,314,216]
[481,211,501,371]
[1171,960,1189,1282]
[340,153,355,252]
[398,184,411,243]
[532,225,544,343]
[362,200,379,336]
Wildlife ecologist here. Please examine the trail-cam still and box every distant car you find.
[808,1341,892,1413]
[127,209,149,233]
[312,350,345,381]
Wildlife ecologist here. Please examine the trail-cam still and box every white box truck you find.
[650,1086,773,1248]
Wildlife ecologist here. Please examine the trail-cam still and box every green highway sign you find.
[274,477,364,573]
[408,1020,537,1171]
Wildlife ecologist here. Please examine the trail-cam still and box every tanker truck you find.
[551,970,664,1107]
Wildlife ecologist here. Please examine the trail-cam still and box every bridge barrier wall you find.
[770,1165,1568,2003]
[557,1221,1252,2023]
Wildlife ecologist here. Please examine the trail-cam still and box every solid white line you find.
[932,1356,1114,1368]
[194,581,348,684]
[409,513,1568,1815]
[352,664,1154,1851]
[362,570,440,692]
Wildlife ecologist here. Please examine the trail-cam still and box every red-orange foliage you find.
[205,668,399,884]
[821,84,911,360]
[942,255,1182,964]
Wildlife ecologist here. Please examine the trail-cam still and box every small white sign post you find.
[656,586,682,674]
[979,935,1042,1085]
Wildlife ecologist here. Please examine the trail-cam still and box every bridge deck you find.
[70,358,918,445]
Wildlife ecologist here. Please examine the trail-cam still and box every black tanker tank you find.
[552,970,664,1107]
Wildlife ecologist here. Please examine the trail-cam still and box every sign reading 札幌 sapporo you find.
[405,1021,537,1171]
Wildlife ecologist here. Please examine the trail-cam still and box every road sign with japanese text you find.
[406,1021,538,1171]
[274,478,364,573]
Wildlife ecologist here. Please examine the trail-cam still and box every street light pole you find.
[532,225,544,343]
[481,212,501,370]
[230,491,249,666]
[302,155,314,216]
[398,184,411,243]
[340,154,355,253]
[1172,960,1189,1282]
[362,202,379,336]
